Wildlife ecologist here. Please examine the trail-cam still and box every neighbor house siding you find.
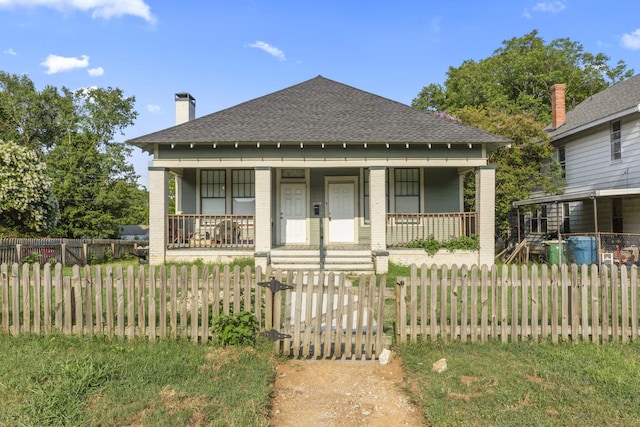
[561,114,640,193]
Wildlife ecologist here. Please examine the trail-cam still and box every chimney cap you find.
[175,92,195,102]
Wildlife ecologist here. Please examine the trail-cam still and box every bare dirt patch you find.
[270,356,425,427]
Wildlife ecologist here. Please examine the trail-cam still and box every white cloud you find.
[532,1,566,13]
[249,41,286,61]
[41,54,89,74]
[3,48,16,55]
[87,66,104,76]
[0,0,155,23]
[621,28,640,50]
[147,104,161,113]
[428,16,441,33]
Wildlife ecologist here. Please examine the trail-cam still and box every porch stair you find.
[270,248,374,273]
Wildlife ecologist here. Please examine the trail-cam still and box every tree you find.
[0,72,142,238]
[0,72,65,152]
[47,87,140,238]
[456,107,563,234]
[413,30,634,123]
[0,140,58,235]
[412,30,633,236]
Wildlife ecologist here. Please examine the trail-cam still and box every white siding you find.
[562,113,640,192]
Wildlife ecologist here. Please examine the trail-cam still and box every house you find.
[513,75,640,265]
[128,76,509,272]
[120,225,149,241]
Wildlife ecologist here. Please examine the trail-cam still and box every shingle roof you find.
[550,73,640,139]
[128,76,509,149]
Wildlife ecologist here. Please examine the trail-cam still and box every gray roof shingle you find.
[128,76,509,149]
[550,73,640,138]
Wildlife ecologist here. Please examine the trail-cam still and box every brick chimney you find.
[550,84,566,129]
[175,92,195,125]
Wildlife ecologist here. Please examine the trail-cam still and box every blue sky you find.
[1,0,639,188]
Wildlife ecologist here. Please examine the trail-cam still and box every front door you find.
[328,182,355,243]
[280,183,306,244]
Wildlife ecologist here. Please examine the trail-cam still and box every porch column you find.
[149,166,169,265]
[475,166,496,266]
[370,166,388,273]
[254,167,272,270]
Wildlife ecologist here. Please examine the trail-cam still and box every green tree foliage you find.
[0,140,58,235]
[0,72,145,238]
[412,30,633,236]
[413,30,634,123]
[47,87,141,238]
[457,107,563,234]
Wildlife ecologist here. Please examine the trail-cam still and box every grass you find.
[0,334,275,426]
[399,340,640,426]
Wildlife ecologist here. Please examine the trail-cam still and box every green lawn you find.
[0,334,275,426]
[399,340,640,426]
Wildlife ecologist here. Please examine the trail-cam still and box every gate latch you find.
[257,278,293,293]
[261,329,292,341]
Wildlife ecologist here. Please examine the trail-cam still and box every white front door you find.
[328,182,355,243]
[280,183,306,244]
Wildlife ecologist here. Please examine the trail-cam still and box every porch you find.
[150,164,496,273]
[163,212,479,271]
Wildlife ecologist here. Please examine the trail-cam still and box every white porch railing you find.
[386,212,477,246]
[167,214,255,249]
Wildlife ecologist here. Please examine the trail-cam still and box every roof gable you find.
[128,76,509,150]
[550,74,640,139]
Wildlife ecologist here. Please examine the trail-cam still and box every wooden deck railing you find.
[386,212,476,246]
[167,214,255,249]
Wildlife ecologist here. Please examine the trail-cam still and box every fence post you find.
[16,243,21,264]
[82,243,88,265]
[61,242,66,266]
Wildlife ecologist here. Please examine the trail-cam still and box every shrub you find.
[406,235,479,255]
[211,311,259,347]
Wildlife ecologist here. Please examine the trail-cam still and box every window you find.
[363,168,389,223]
[562,203,570,233]
[610,120,621,161]
[232,169,255,214]
[531,206,548,233]
[394,168,419,213]
[612,198,623,233]
[557,145,566,179]
[201,170,226,214]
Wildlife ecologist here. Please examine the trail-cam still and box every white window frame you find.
[610,120,621,162]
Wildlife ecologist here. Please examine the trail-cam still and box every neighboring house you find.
[120,225,149,241]
[514,75,640,265]
[128,76,509,272]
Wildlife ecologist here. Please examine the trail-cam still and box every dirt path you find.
[270,356,425,426]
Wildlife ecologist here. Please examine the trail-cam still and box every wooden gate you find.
[259,270,389,360]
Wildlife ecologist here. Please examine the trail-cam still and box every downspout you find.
[517,207,521,244]
[592,196,600,266]
[556,201,562,265]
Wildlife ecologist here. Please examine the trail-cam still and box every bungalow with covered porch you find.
[128,76,509,273]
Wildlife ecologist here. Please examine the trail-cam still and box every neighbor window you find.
[557,145,566,179]
[610,120,621,161]
[531,206,548,233]
[394,168,419,213]
[562,203,570,233]
[612,198,623,233]
[201,170,226,214]
[231,169,255,214]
